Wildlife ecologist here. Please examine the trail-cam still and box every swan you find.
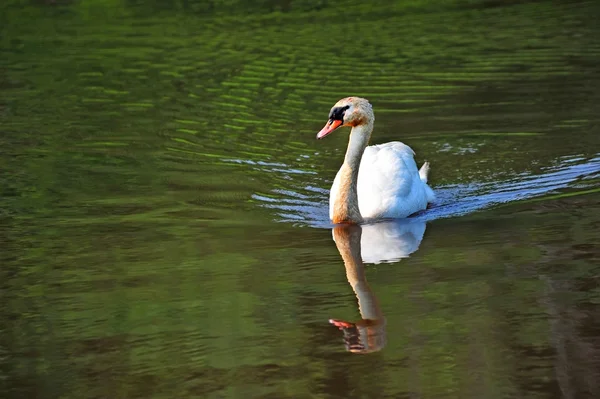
[316,97,435,224]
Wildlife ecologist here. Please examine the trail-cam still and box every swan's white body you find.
[329,141,435,221]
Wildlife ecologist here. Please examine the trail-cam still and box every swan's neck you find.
[332,122,373,224]
[344,123,372,167]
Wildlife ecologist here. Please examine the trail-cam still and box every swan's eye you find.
[329,105,350,121]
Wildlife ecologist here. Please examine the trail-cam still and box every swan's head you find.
[316,97,374,139]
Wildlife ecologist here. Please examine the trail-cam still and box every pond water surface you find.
[2,1,600,398]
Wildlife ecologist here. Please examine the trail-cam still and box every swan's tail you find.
[419,162,430,183]
[419,162,436,203]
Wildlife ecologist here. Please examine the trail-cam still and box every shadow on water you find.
[253,153,600,227]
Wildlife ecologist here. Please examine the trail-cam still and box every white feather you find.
[330,141,435,220]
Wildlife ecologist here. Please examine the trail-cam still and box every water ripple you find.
[254,154,600,227]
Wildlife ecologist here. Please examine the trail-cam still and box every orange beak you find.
[316,119,342,139]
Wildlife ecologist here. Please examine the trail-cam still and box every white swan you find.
[316,97,435,224]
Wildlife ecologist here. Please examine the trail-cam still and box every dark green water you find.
[2,1,600,398]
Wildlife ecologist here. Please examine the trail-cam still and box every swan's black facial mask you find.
[329,105,350,122]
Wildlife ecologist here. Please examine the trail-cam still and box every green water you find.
[2,1,600,398]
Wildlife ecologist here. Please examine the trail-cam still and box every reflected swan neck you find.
[333,226,383,321]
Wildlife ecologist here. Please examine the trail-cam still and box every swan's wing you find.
[357,142,433,219]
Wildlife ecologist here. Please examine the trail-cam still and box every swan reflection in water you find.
[329,219,426,353]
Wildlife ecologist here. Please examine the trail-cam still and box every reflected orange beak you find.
[316,119,342,139]
[329,319,355,329]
